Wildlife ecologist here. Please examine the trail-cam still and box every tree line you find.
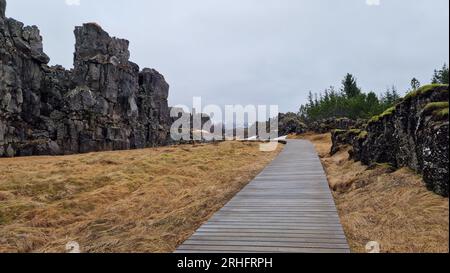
[298,64,449,121]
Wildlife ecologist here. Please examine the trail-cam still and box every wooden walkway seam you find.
[176,140,350,253]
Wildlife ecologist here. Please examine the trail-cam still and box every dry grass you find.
[0,141,282,253]
[294,133,449,253]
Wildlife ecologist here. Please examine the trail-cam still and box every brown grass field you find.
[1,134,448,253]
[291,133,449,253]
[0,141,282,253]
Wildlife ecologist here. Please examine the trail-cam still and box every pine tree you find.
[411,78,421,91]
[298,67,443,122]
[391,85,400,102]
[307,91,314,107]
[366,91,380,114]
[341,73,361,98]
[432,64,449,84]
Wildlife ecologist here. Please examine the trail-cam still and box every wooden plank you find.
[176,140,349,253]
[193,231,348,240]
[205,222,344,228]
[180,240,349,250]
[207,218,343,224]
[179,245,350,253]
[196,228,346,235]
[188,236,348,244]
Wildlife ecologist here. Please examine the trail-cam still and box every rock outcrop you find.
[330,129,364,155]
[1,0,6,19]
[277,112,307,136]
[334,84,449,197]
[309,117,361,134]
[0,1,170,157]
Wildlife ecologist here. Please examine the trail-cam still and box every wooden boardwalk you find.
[176,140,350,253]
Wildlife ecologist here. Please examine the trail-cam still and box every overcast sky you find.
[6,0,450,113]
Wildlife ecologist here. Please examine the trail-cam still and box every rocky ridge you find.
[1,0,170,157]
[332,84,449,197]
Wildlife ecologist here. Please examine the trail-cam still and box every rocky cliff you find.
[0,0,170,157]
[0,0,5,19]
[333,84,449,197]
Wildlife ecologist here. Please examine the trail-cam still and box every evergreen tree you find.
[300,75,400,121]
[307,91,314,107]
[366,91,381,116]
[299,66,446,122]
[432,64,449,84]
[381,86,400,107]
[391,85,400,102]
[411,78,421,91]
[341,73,361,98]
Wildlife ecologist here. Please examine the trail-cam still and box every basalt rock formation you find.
[1,0,5,19]
[277,112,307,136]
[330,129,364,155]
[309,117,362,134]
[333,84,449,197]
[1,0,170,157]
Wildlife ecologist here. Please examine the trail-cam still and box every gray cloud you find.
[6,0,449,113]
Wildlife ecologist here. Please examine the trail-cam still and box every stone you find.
[349,84,449,197]
[1,0,6,19]
[330,129,362,155]
[309,117,359,134]
[0,0,171,157]
[278,112,307,136]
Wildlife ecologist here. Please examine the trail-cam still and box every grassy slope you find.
[0,141,282,253]
[292,133,449,253]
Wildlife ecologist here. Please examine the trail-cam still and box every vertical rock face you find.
[1,0,5,19]
[350,85,449,197]
[1,1,170,157]
[137,68,170,146]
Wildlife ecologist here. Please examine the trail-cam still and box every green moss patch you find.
[349,129,362,134]
[436,108,449,118]
[424,101,449,112]
[405,84,449,100]
[423,101,449,120]
[332,129,347,134]
[369,106,396,124]
[358,130,368,139]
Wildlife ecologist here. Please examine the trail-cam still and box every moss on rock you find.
[405,84,449,100]
[358,130,368,139]
[436,108,449,118]
[422,101,449,121]
[369,106,396,124]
